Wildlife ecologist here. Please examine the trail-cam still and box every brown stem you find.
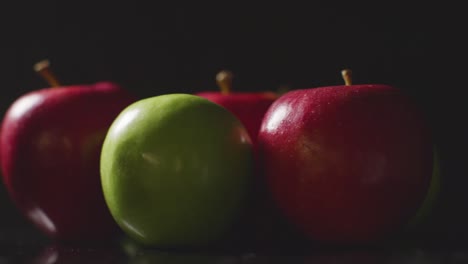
[34,60,61,87]
[216,70,233,94]
[341,69,352,86]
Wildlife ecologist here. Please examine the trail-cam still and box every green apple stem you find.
[34,60,61,87]
[216,70,234,95]
[341,69,352,86]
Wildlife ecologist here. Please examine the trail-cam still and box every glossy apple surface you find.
[195,91,277,146]
[195,70,277,147]
[0,82,136,241]
[196,72,282,248]
[257,84,433,244]
[100,94,253,247]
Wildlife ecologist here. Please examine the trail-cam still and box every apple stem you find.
[34,60,61,87]
[277,84,290,95]
[341,69,352,86]
[216,70,233,94]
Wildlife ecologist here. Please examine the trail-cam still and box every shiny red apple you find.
[196,71,295,247]
[0,60,137,241]
[195,70,277,147]
[257,69,434,244]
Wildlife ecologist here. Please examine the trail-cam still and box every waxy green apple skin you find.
[100,94,253,247]
[408,147,441,228]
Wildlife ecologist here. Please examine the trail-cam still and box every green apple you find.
[408,147,441,227]
[100,94,253,247]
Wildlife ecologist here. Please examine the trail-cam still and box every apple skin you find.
[0,82,137,241]
[195,92,277,146]
[257,84,433,244]
[408,147,440,228]
[100,94,253,248]
[194,91,282,246]
[194,91,301,248]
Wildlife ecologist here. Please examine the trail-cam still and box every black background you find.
[0,0,467,248]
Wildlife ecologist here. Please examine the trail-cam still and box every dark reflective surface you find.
[31,243,127,264]
[2,168,468,264]
[2,231,468,264]
[2,174,468,264]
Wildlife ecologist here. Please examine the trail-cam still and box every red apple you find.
[257,69,433,244]
[196,71,296,247]
[0,60,137,241]
[195,70,278,147]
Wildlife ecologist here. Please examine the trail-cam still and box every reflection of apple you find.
[101,94,253,247]
[257,69,433,244]
[195,70,277,147]
[31,244,124,264]
[0,60,137,241]
[120,237,229,264]
[126,250,223,264]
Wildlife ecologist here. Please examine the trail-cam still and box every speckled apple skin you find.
[0,82,136,241]
[258,84,433,244]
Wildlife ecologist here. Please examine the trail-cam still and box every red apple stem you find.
[34,60,61,87]
[341,69,352,86]
[216,70,233,94]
